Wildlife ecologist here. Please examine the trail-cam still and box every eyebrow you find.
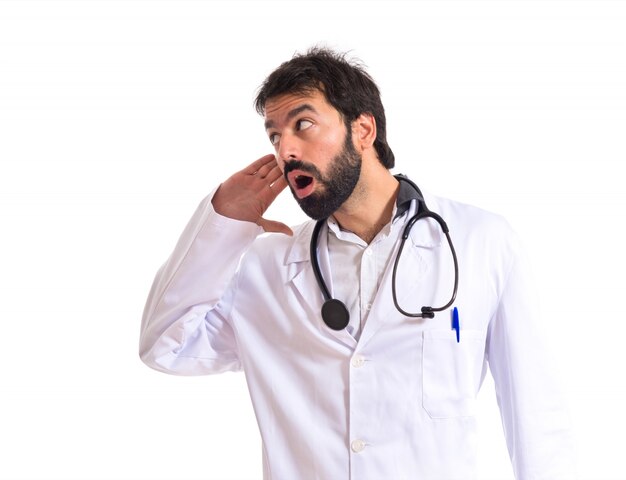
[264,104,318,130]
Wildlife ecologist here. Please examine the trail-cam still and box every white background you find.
[1,1,625,479]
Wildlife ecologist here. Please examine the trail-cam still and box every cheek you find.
[314,132,346,162]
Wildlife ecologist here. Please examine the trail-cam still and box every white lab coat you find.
[140,191,575,480]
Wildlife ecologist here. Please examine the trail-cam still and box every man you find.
[140,47,574,479]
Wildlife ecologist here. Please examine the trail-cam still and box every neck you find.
[332,169,399,244]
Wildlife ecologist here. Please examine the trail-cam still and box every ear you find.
[351,113,377,151]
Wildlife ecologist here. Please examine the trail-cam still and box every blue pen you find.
[452,307,460,343]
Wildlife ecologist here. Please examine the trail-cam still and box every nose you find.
[276,132,301,165]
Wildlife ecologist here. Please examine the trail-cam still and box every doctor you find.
[140,47,574,479]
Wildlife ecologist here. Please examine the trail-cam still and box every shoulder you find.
[423,192,524,274]
[425,192,509,226]
[425,192,518,241]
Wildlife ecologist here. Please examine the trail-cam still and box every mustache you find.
[283,160,322,180]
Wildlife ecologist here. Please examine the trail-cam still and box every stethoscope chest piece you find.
[321,299,350,330]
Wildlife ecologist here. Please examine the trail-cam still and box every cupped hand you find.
[211,154,293,236]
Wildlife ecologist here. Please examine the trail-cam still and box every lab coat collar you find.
[284,221,315,266]
[405,194,444,249]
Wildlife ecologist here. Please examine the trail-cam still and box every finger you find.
[242,154,276,175]
[255,162,275,179]
[258,176,287,207]
[266,164,285,184]
[258,217,293,236]
[268,176,289,195]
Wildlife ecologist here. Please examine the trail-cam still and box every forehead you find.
[263,90,340,125]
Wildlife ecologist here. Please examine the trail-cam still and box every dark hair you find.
[254,47,395,169]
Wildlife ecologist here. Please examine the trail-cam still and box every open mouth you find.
[287,170,316,199]
[294,175,313,189]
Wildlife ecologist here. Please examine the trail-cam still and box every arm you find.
[139,155,290,375]
[487,237,576,479]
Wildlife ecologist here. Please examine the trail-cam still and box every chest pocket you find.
[422,329,485,419]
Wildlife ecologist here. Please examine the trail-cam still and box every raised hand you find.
[211,154,292,236]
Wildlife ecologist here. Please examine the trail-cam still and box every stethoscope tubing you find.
[310,175,459,329]
[391,208,459,318]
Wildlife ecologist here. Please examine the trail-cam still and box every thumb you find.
[257,217,293,236]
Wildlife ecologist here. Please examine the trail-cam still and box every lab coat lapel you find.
[286,222,357,349]
[358,213,444,347]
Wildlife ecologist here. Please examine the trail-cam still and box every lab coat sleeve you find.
[139,191,263,375]
[486,234,576,479]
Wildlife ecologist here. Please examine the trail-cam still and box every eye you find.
[269,133,280,146]
[296,119,313,131]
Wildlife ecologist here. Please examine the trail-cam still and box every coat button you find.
[351,355,365,368]
[351,439,366,453]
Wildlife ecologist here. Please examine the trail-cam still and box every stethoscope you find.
[310,175,459,331]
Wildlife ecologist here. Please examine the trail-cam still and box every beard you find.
[283,130,362,221]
